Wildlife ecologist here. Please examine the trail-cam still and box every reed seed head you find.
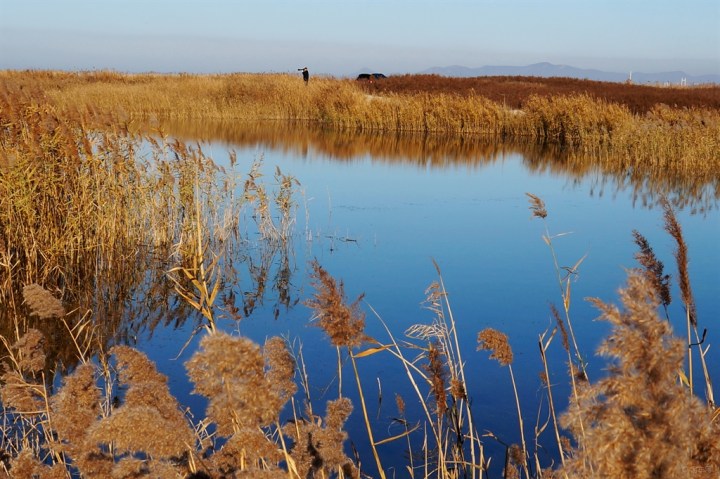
[50,363,100,454]
[86,346,197,461]
[0,370,44,414]
[263,336,297,404]
[11,328,47,373]
[526,192,548,219]
[661,198,696,325]
[559,272,720,478]
[450,377,467,401]
[509,443,526,467]
[282,398,357,479]
[89,405,191,458]
[395,393,406,416]
[209,428,282,474]
[426,341,448,416]
[305,260,366,348]
[632,230,671,308]
[186,332,288,435]
[477,328,514,366]
[549,303,570,353]
[8,450,51,479]
[22,284,65,319]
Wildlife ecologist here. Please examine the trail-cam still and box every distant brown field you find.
[363,74,720,114]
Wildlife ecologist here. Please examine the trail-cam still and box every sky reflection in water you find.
[141,121,720,475]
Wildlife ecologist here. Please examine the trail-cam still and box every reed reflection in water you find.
[151,118,719,214]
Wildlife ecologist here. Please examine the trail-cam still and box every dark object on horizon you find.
[298,67,309,84]
[356,73,387,82]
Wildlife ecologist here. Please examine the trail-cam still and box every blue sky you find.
[1,0,718,76]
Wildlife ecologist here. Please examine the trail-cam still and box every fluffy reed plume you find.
[186,333,288,434]
[206,428,284,477]
[449,377,466,402]
[263,336,298,404]
[503,444,526,479]
[22,284,65,320]
[661,198,696,325]
[426,341,448,416]
[549,303,570,353]
[305,260,366,348]
[108,458,181,479]
[283,398,359,479]
[185,332,298,475]
[0,329,47,415]
[477,329,513,366]
[632,231,671,309]
[8,450,66,479]
[0,369,45,416]
[557,272,720,479]
[526,193,548,219]
[49,363,108,474]
[395,393,406,416]
[88,346,196,474]
[10,329,47,375]
[305,261,387,476]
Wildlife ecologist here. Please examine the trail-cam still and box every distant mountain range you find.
[419,62,720,85]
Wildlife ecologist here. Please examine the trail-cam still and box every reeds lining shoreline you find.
[2,70,719,176]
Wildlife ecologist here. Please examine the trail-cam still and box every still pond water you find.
[141,121,719,476]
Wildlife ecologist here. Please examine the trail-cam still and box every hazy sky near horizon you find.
[1,0,719,76]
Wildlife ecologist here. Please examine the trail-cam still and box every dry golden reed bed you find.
[2,69,718,186]
[1,71,719,478]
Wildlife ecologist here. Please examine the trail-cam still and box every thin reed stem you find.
[538,331,565,468]
[508,365,529,479]
[349,351,386,479]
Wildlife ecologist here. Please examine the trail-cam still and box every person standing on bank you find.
[298,67,309,84]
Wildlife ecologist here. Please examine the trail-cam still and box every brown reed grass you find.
[658,197,715,408]
[21,285,65,321]
[304,261,390,477]
[1,328,315,478]
[661,198,697,326]
[3,70,718,183]
[632,230,672,311]
[557,273,720,479]
[477,329,513,366]
[283,399,359,479]
[305,260,367,349]
[381,273,486,478]
[1,80,306,373]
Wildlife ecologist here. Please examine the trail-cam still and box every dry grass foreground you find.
[1,231,718,478]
